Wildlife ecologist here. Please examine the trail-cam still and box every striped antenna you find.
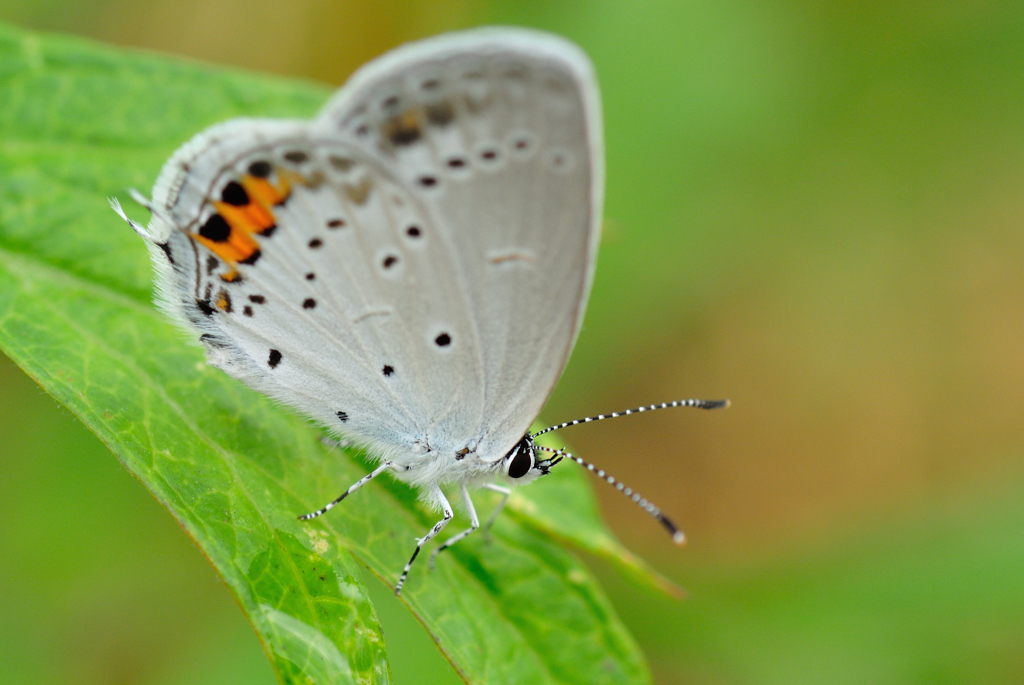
[532,398,729,438]
[536,445,687,545]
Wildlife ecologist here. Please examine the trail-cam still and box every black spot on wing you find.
[199,214,230,242]
[249,161,272,178]
[221,181,249,206]
[268,349,282,368]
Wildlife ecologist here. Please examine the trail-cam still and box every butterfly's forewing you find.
[144,28,601,470]
[317,29,603,462]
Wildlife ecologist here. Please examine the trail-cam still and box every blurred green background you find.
[2,1,1024,683]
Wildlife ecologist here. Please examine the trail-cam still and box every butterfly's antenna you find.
[536,445,687,545]
[532,398,730,438]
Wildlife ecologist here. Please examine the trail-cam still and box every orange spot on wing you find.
[193,233,246,263]
[213,201,274,235]
[210,201,265,263]
[214,201,260,234]
[241,174,289,209]
[227,228,260,261]
[244,202,275,232]
[192,171,289,268]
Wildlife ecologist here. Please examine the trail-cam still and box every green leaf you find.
[0,21,661,684]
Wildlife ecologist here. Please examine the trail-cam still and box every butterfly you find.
[113,27,727,595]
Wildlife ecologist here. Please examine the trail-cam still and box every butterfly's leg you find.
[481,483,511,538]
[395,485,452,595]
[429,484,480,570]
[298,460,394,521]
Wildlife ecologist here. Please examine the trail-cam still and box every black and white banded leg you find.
[429,484,479,570]
[481,483,512,538]
[395,484,452,595]
[298,461,394,521]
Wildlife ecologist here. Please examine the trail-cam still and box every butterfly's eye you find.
[505,442,534,479]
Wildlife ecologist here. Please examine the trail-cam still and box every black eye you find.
[506,445,533,479]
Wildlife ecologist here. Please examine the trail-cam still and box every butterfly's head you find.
[500,434,558,485]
